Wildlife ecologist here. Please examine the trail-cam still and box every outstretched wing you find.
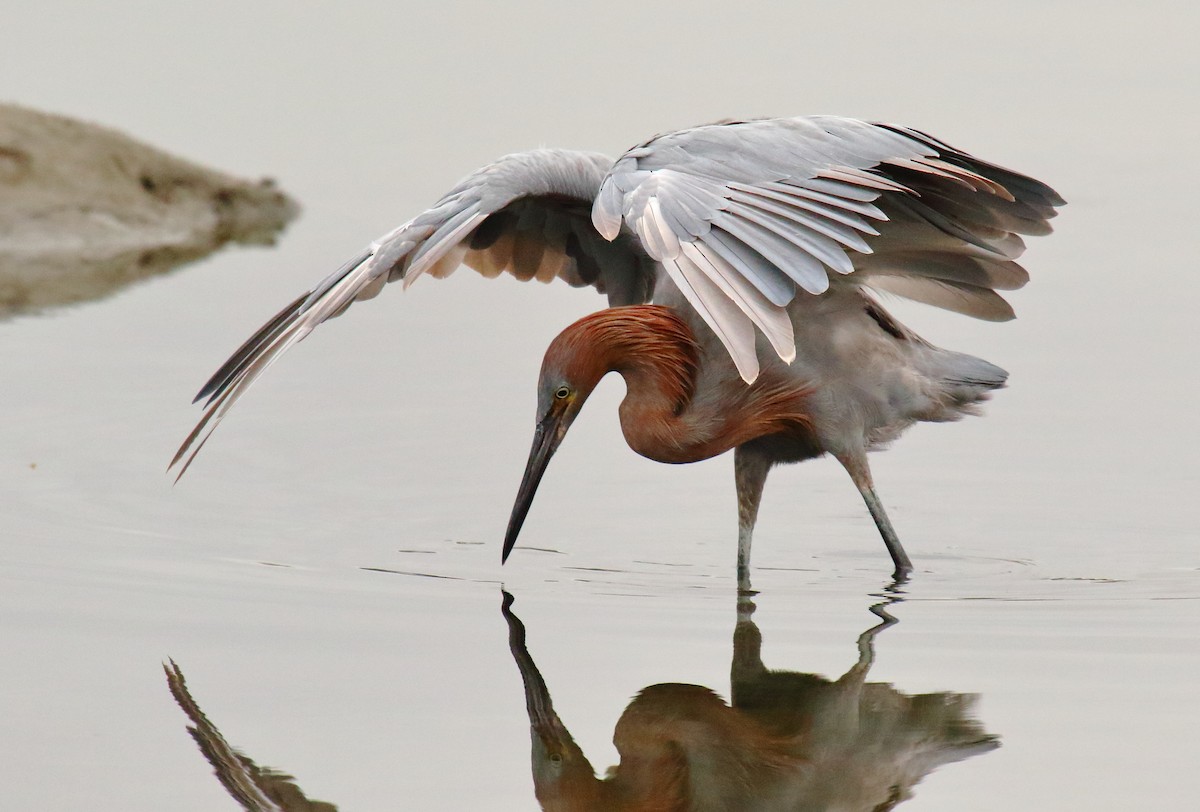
[175,118,1064,475]
[592,116,1064,381]
[172,149,655,476]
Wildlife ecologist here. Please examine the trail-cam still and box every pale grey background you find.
[1,1,1196,809]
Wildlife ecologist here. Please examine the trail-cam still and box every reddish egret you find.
[174,116,1062,577]
[501,587,998,810]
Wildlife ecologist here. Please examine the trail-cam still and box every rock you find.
[0,103,299,318]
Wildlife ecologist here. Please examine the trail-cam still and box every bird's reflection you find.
[163,582,996,811]
[163,660,337,812]
[503,580,998,811]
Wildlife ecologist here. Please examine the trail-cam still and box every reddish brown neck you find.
[555,305,699,403]
[549,306,812,465]
[620,372,813,464]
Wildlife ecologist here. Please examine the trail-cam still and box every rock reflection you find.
[163,660,337,812]
[502,583,998,811]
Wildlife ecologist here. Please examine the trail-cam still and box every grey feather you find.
[595,115,1061,366]
[684,241,795,362]
[701,227,798,306]
[728,183,879,236]
[728,190,873,254]
[662,255,760,382]
[403,208,487,284]
[867,276,1016,321]
[177,116,1063,472]
[790,176,889,203]
[760,181,887,220]
[714,214,834,293]
[856,251,1029,291]
[723,204,857,274]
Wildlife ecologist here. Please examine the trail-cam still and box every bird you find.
[501,586,999,811]
[173,115,1063,577]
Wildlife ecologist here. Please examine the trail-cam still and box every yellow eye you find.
[554,386,571,400]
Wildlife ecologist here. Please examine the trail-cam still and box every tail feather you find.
[934,351,1008,410]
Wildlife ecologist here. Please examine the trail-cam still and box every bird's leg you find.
[834,451,913,578]
[734,446,771,588]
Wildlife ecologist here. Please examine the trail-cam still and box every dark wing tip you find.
[875,122,1066,209]
[192,291,310,405]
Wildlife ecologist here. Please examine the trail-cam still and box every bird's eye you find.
[554,386,571,400]
[549,753,563,764]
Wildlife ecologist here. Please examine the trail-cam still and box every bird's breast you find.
[618,379,818,466]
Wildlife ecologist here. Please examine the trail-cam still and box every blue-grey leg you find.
[734,447,771,587]
[835,451,913,578]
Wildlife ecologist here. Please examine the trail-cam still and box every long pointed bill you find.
[502,414,566,563]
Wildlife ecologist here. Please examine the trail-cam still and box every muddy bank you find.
[0,104,298,318]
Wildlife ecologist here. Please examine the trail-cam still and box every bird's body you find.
[537,287,1006,575]
[628,283,1007,463]
[174,115,1062,576]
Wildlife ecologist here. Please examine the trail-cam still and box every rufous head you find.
[502,306,699,563]
[500,320,608,563]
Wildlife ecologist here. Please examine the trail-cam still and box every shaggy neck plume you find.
[548,305,812,465]
[552,305,700,406]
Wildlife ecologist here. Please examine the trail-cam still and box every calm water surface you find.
[2,2,1197,809]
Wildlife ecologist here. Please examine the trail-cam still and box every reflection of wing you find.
[163,661,338,812]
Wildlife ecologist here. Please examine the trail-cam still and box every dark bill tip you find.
[502,417,562,564]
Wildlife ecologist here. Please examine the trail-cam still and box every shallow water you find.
[2,2,1198,809]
